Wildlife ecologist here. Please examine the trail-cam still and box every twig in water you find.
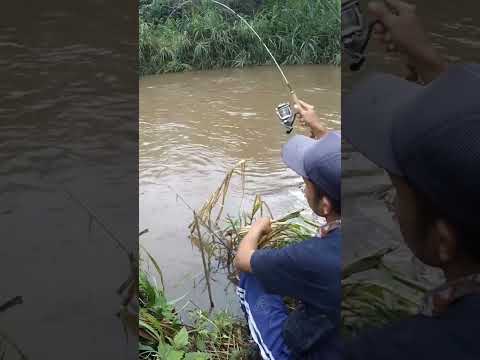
[194,211,215,310]
[63,188,138,339]
[168,184,230,247]
[0,329,28,359]
[64,189,129,255]
[140,244,165,292]
[0,297,23,313]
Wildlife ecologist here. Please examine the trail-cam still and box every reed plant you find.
[139,0,341,75]
[188,160,429,337]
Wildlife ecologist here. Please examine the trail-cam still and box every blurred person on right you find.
[343,0,480,359]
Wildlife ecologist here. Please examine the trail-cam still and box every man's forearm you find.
[234,228,263,273]
[311,124,328,139]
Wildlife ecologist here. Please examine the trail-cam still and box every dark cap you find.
[282,131,341,202]
[343,64,480,227]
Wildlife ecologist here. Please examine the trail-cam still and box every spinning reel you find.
[342,0,377,71]
[276,102,297,134]
[276,0,377,133]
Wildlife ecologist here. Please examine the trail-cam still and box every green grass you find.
[139,0,341,75]
[139,269,250,360]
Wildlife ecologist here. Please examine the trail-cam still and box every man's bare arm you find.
[234,218,271,273]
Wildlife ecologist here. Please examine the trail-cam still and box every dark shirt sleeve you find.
[250,245,303,297]
[250,237,340,306]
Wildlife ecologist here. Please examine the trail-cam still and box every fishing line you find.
[165,0,298,100]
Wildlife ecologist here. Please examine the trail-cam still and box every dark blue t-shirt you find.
[344,294,480,360]
[251,228,341,359]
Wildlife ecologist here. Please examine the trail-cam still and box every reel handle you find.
[285,113,298,134]
[349,20,379,71]
[288,91,299,135]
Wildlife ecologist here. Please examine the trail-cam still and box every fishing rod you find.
[166,0,300,133]
[208,0,301,133]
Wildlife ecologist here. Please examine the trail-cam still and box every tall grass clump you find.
[139,0,341,75]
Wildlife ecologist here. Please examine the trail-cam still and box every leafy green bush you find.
[139,0,341,75]
[139,268,250,360]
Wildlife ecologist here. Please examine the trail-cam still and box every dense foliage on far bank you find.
[139,0,341,76]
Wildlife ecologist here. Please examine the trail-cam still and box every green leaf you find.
[184,352,210,360]
[342,247,396,279]
[195,337,206,351]
[139,343,155,352]
[141,244,165,291]
[139,318,161,341]
[167,350,185,360]
[173,327,189,350]
[157,342,185,360]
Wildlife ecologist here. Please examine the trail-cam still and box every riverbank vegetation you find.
[139,161,429,359]
[139,0,341,76]
[139,269,250,360]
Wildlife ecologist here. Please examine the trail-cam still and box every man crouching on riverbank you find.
[234,102,341,360]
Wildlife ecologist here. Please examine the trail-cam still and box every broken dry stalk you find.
[194,211,215,310]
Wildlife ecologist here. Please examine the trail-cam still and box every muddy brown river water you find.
[140,65,340,308]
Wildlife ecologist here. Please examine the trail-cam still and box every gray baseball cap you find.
[343,63,480,227]
[282,131,341,203]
